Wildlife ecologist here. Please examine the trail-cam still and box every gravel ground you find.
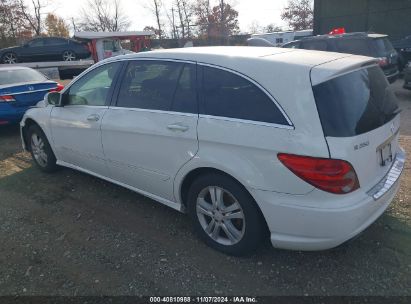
[0,80,410,296]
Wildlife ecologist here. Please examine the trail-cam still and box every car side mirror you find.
[46,92,63,106]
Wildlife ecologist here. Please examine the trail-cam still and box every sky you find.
[48,0,289,34]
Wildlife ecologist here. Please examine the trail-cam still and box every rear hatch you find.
[311,63,401,193]
[0,81,57,107]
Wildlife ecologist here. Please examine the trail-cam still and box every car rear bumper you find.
[0,107,28,125]
[250,148,406,251]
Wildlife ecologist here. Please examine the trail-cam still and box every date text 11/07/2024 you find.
[149,297,258,303]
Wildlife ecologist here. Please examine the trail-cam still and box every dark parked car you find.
[404,62,411,90]
[392,35,411,71]
[0,37,91,64]
[282,32,399,83]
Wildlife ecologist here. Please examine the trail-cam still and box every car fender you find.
[20,106,55,153]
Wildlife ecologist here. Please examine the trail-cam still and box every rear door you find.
[101,60,199,202]
[311,64,401,192]
[44,38,68,60]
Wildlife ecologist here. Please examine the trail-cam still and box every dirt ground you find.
[0,80,410,296]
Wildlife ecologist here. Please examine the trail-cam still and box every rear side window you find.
[313,66,399,137]
[301,40,328,51]
[45,38,67,46]
[372,38,395,57]
[117,60,197,113]
[335,39,371,56]
[201,66,289,125]
[28,39,44,47]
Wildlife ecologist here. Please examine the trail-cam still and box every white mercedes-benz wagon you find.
[21,47,405,255]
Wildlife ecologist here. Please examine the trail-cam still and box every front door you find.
[101,60,199,202]
[50,62,123,177]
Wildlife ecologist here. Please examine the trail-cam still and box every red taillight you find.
[278,153,360,194]
[0,95,16,102]
[50,83,64,93]
[378,57,388,67]
[329,27,346,35]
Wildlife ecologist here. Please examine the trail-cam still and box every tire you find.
[187,173,265,256]
[28,125,58,173]
[62,50,76,61]
[2,52,18,64]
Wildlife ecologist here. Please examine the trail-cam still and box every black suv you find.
[282,33,399,83]
[392,35,411,71]
[0,37,90,64]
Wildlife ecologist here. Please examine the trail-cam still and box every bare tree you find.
[176,0,186,38]
[281,0,313,31]
[265,23,283,33]
[248,20,263,34]
[181,0,192,38]
[0,0,31,46]
[17,0,47,36]
[77,0,130,32]
[144,0,164,42]
[193,0,239,40]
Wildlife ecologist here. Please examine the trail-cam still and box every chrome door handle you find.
[167,123,189,132]
[87,114,100,122]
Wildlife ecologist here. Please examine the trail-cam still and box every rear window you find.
[0,69,47,85]
[313,66,399,137]
[335,39,371,56]
[372,38,395,56]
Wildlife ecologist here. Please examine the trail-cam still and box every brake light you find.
[50,83,64,93]
[278,153,360,194]
[329,27,346,35]
[0,95,16,102]
[378,57,388,67]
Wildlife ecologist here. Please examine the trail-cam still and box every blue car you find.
[0,66,63,125]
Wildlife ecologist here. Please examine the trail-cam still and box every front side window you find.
[65,62,121,106]
[28,39,44,47]
[201,66,289,125]
[117,61,197,112]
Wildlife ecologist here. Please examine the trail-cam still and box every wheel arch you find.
[178,166,270,234]
[21,118,41,151]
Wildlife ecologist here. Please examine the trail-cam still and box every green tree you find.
[281,0,313,31]
[45,13,69,37]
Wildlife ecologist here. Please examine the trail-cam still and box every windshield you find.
[0,68,47,86]
[313,66,399,137]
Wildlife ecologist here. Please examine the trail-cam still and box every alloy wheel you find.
[196,186,246,246]
[63,51,76,61]
[31,133,48,167]
[3,53,17,64]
